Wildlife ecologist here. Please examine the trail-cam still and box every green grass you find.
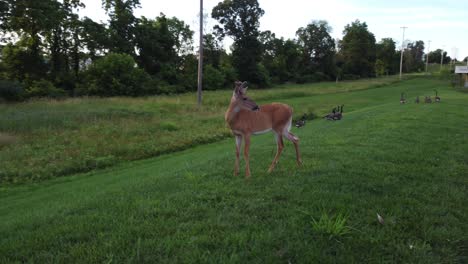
[0,77,467,262]
[0,76,401,184]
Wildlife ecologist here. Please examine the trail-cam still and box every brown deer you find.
[225,81,302,178]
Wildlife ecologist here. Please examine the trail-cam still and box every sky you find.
[78,0,468,60]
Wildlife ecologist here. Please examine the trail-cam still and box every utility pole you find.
[440,48,444,72]
[197,0,203,107]
[425,40,431,74]
[399,26,407,80]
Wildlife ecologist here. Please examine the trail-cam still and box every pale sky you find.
[78,0,468,60]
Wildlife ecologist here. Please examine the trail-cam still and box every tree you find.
[81,53,150,96]
[376,38,398,74]
[80,17,110,61]
[0,0,10,41]
[102,0,140,56]
[134,15,176,76]
[428,49,447,65]
[1,0,64,81]
[374,59,385,76]
[404,40,425,72]
[166,16,194,57]
[212,0,267,86]
[296,20,336,78]
[259,31,300,83]
[46,0,84,87]
[203,33,224,69]
[339,20,376,77]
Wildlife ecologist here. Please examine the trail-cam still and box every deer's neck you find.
[225,100,241,126]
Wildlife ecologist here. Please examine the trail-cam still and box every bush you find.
[343,74,360,80]
[295,72,331,84]
[81,53,151,96]
[221,64,237,87]
[0,80,25,101]
[203,65,225,90]
[26,79,66,98]
[142,78,179,95]
[253,63,271,88]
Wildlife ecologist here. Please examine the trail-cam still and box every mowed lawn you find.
[0,76,400,184]
[1,77,467,263]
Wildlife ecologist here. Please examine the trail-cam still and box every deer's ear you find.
[240,81,248,93]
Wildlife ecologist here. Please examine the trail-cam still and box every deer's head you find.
[232,81,259,112]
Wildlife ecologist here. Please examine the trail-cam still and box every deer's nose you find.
[252,105,260,111]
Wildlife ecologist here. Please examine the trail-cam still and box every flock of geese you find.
[295,104,344,128]
[295,89,441,128]
[400,90,441,104]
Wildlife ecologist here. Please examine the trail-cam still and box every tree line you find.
[0,0,452,101]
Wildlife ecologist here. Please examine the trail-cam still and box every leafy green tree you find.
[135,16,175,76]
[339,20,376,77]
[203,33,224,69]
[80,17,110,61]
[46,0,84,87]
[212,0,266,86]
[404,41,425,72]
[166,16,194,56]
[376,38,398,74]
[296,20,336,78]
[102,0,140,56]
[81,53,150,96]
[428,49,448,65]
[1,0,64,81]
[375,59,385,76]
[259,31,301,83]
[0,0,10,40]
[2,42,46,81]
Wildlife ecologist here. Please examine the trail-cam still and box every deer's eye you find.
[243,98,247,101]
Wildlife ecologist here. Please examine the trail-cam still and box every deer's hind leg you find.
[285,131,302,166]
[268,132,284,173]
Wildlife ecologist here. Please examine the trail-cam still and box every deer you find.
[225,81,302,178]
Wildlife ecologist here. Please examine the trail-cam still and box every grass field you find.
[0,76,401,184]
[1,77,467,262]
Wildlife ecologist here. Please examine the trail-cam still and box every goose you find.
[400,93,406,104]
[333,105,344,120]
[323,107,337,120]
[425,96,432,103]
[295,114,306,128]
[434,90,440,102]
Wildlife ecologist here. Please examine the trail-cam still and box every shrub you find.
[26,79,66,98]
[203,65,225,90]
[82,53,151,96]
[142,78,184,95]
[0,80,25,101]
[343,74,360,80]
[253,63,271,88]
[295,72,330,84]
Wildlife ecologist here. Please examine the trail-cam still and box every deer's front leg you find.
[234,135,242,176]
[243,134,251,178]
